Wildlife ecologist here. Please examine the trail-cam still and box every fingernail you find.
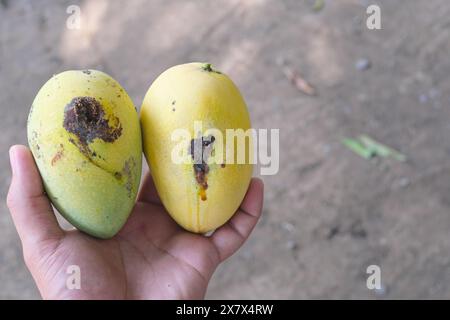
[9,146,17,176]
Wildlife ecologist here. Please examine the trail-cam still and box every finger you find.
[7,145,64,248]
[211,178,264,261]
[137,171,161,204]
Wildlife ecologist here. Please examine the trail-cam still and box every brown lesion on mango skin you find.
[51,144,65,166]
[190,135,215,201]
[51,150,63,166]
[63,96,125,182]
[63,96,122,146]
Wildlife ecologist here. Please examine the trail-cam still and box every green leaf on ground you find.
[342,138,375,159]
[342,135,406,162]
[359,135,406,162]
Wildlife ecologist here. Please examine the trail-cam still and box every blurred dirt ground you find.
[2,0,450,299]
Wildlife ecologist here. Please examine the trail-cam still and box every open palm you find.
[6,145,264,299]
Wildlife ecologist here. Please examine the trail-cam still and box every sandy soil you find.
[1,0,450,299]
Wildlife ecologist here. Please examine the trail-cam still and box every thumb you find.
[7,145,63,250]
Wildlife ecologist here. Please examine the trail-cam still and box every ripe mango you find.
[27,70,142,238]
[141,63,253,233]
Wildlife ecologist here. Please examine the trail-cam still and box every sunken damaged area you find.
[63,96,122,162]
[63,96,122,146]
[63,96,126,183]
[190,135,215,201]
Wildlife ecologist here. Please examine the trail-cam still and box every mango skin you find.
[27,70,142,239]
[141,62,253,233]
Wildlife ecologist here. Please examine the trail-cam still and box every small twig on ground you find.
[278,58,316,96]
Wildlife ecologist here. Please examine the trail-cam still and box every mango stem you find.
[202,63,221,74]
[202,63,213,72]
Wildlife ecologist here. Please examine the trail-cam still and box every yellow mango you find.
[141,63,253,233]
[27,70,142,238]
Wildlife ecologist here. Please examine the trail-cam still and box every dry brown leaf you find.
[282,66,316,96]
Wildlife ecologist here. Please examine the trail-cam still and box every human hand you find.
[6,145,264,299]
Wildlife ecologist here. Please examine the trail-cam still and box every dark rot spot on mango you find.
[190,135,215,201]
[172,100,176,105]
[64,97,123,179]
[63,96,122,145]
[221,163,226,168]
[82,70,91,75]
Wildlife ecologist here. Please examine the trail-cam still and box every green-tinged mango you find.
[141,62,253,233]
[27,70,142,238]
